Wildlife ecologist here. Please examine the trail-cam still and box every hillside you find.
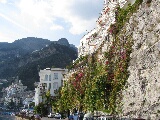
[0,37,77,63]
[0,38,77,90]
[56,0,160,119]
[17,43,77,90]
[0,37,52,62]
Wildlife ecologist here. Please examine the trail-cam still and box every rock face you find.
[61,0,159,119]
[54,38,77,51]
[121,0,160,119]
[57,38,70,47]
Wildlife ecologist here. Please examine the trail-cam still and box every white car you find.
[48,113,54,118]
[54,113,61,119]
[11,113,15,116]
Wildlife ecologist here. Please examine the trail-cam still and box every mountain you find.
[13,37,52,51]
[0,37,77,90]
[17,43,77,90]
[0,37,52,62]
[0,37,77,63]
[57,38,70,47]
[54,38,77,51]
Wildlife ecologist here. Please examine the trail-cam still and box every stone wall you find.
[120,0,160,119]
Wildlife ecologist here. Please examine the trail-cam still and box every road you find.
[41,118,68,120]
[0,115,15,120]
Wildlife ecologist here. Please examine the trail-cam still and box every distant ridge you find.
[0,37,77,90]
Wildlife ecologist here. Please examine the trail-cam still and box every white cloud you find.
[0,31,22,43]
[0,0,103,45]
[17,0,52,22]
[50,24,64,31]
[16,0,53,31]
[0,12,30,32]
[0,0,7,4]
[50,0,98,35]
[0,32,10,42]
[68,17,97,35]
[16,0,102,34]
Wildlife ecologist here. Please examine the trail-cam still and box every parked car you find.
[11,112,15,116]
[97,115,115,120]
[83,113,93,120]
[34,114,42,120]
[54,113,61,119]
[48,113,54,118]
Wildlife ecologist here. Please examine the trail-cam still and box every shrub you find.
[92,32,98,38]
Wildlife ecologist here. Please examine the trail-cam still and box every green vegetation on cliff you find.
[52,0,143,115]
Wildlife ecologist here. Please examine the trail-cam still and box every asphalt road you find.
[41,118,68,120]
[0,115,15,120]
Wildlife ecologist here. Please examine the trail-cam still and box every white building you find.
[23,96,34,108]
[35,68,68,106]
[4,80,27,106]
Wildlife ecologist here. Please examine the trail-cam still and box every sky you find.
[0,0,104,46]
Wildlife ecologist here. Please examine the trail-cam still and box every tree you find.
[7,99,15,109]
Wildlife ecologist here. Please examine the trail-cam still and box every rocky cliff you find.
[62,0,159,119]
[99,0,160,119]
[68,0,160,120]
[120,0,160,119]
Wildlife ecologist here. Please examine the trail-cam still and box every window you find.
[45,74,48,81]
[53,82,58,89]
[49,75,51,81]
[48,83,51,90]
[42,83,47,89]
[54,73,58,79]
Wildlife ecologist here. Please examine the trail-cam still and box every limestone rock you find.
[121,0,160,119]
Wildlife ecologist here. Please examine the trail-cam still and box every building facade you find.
[35,68,68,106]
[4,80,27,106]
[23,96,34,108]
